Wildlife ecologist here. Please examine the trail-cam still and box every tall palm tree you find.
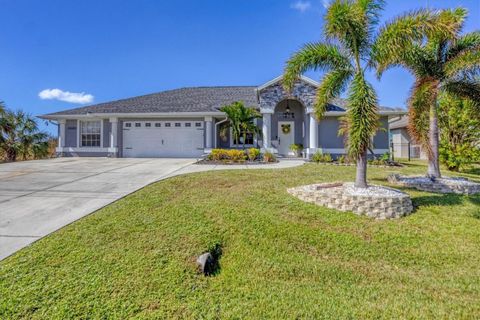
[373,8,480,178]
[220,101,261,149]
[284,0,465,187]
[0,108,49,161]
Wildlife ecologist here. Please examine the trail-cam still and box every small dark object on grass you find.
[196,243,222,276]
[196,252,215,275]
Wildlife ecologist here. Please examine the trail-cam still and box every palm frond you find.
[372,8,464,75]
[283,42,351,90]
[444,48,480,78]
[446,31,480,60]
[314,69,353,120]
[343,72,379,158]
[325,0,370,57]
[443,78,480,103]
[407,78,438,157]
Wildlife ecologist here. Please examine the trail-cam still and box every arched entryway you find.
[272,99,306,156]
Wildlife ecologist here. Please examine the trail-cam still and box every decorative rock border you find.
[288,182,413,219]
[388,174,480,195]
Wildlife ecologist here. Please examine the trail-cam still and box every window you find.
[195,122,202,127]
[155,123,161,127]
[145,123,151,127]
[185,122,191,127]
[135,123,141,127]
[80,120,101,147]
[233,129,254,146]
[165,123,171,127]
[125,123,132,128]
[175,123,181,127]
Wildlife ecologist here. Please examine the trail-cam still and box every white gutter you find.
[38,111,225,120]
[214,117,228,148]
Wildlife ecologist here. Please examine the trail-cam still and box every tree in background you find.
[0,106,49,161]
[438,93,480,171]
[220,101,261,150]
[373,8,480,178]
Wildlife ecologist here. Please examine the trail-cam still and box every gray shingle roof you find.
[43,86,404,116]
[44,86,259,116]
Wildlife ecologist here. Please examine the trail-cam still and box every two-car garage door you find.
[123,120,204,158]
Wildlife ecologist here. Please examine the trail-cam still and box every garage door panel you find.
[123,121,204,158]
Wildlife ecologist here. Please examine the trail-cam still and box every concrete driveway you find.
[0,157,195,260]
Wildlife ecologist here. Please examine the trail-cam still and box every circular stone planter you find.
[288,182,413,219]
[388,174,480,195]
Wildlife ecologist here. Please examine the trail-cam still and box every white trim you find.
[57,147,109,153]
[77,119,103,148]
[40,112,224,120]
[321,148,389,154]
[256,75,320,92]
[40,109,407,122]
[323,110,407,116]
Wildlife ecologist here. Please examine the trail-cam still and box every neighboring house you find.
[40,75,405,158]
[389,116,427,160]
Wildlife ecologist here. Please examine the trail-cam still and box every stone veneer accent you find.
[288,182,413,219]
[258,80,317,112]
[388,174,480,195]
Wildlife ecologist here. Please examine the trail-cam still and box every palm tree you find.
[0,108,49,161]
[372,7,480,178]
[220,101,261,149]
[284,0,464,187]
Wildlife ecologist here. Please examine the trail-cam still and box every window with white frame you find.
[80,120,101,147]
[233,129,254,146]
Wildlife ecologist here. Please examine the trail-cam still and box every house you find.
[40,75,406,158]
[389,116,427,159]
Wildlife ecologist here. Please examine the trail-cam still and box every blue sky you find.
[0,0,478,135]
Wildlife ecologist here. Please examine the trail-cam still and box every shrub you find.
[380,152,390,162]
[311,151,332,163]
[208,149,228,161]
[247,148,260,161]
[337,155,346,164]
[289,144,303,152]
[208,149,246,162]
[228,149,247,162]
[263,151,276,163]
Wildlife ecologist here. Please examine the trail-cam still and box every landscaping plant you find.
[373,8,480,178]
[262,151,276,163]
[438,92,480,171]
[247,148,260,161]
[0,104,49,161]
[220,101,261,150]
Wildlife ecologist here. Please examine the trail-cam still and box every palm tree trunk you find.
[427,102,441,179]
[6,148,17,162]
[354,150,368,188]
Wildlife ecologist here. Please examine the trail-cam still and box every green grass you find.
[1,161,480,319]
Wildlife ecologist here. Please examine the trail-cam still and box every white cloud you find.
[39,88,94,104]
[322,0,330,9]
[291,1,311,12]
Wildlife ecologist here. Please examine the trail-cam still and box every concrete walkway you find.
[0,157,304,260]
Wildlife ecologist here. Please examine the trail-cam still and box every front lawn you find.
[1,161,479,319]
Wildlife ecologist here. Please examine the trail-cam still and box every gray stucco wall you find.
[65,119,77,147]
[317,116,389,151]
[318,117,344,148]
[373,117,389,149]
[103,119,110,148]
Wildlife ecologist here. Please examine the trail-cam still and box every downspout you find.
[214,117,228,149]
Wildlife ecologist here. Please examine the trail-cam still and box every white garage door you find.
[122,120,204,158]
